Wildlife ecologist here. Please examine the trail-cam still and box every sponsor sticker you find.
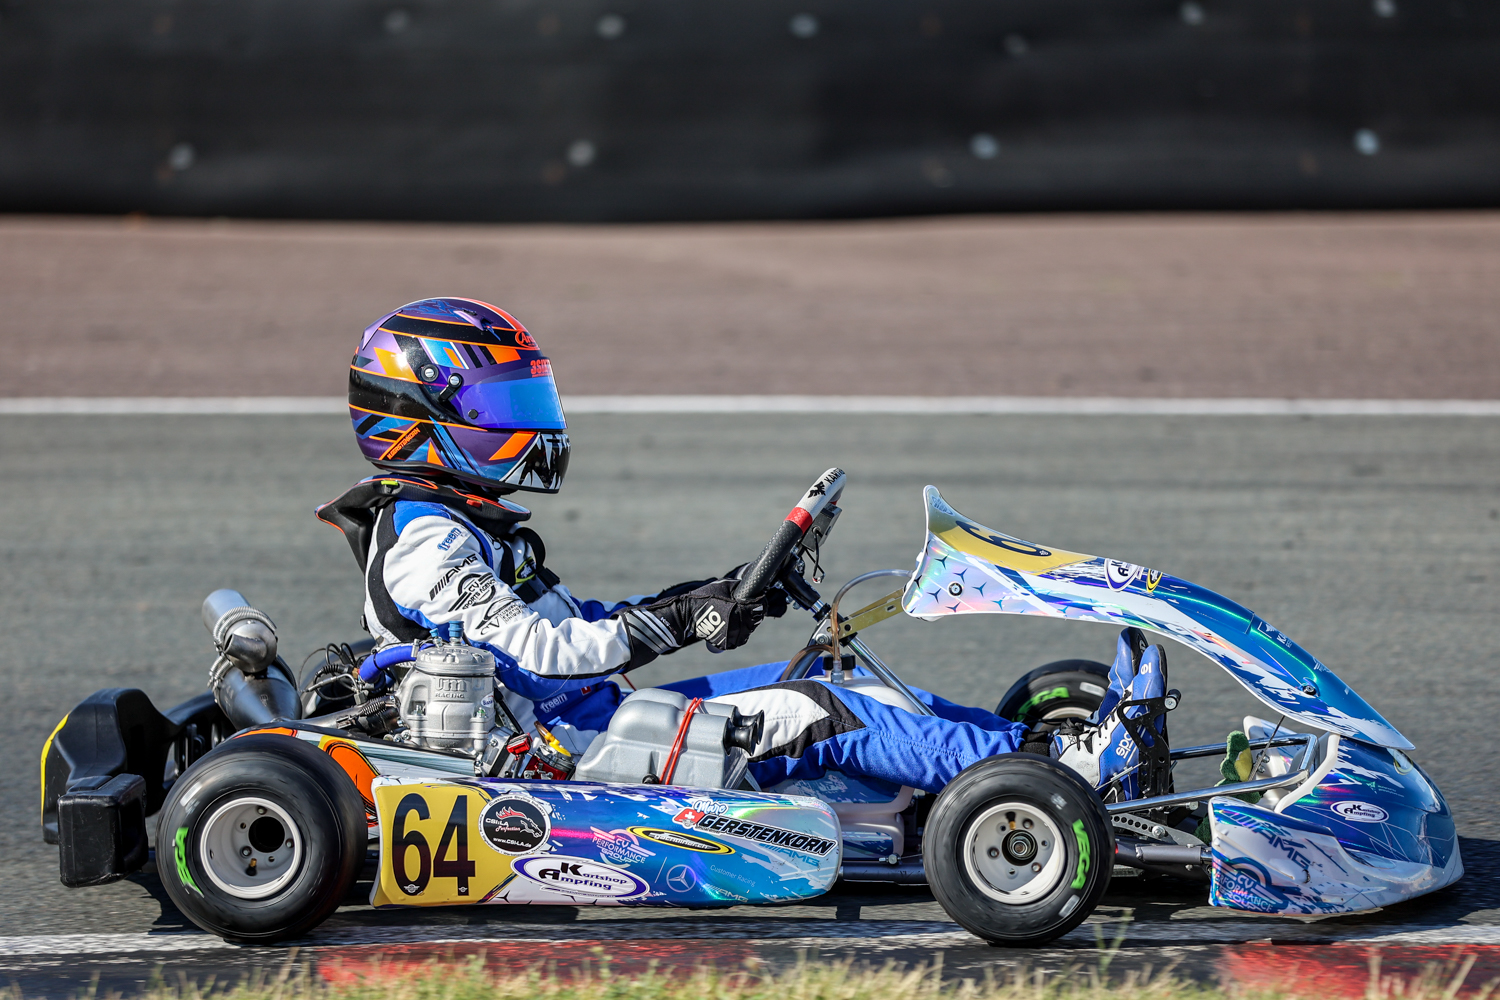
[672,807,708,828]
[689,813,837,858]
[512,855,647,898]
[436,527,462,551]
[631,826,734,855]
[1144,569,1163,594]
[450,573,498,612]
[478,598,527,630]
[1332,800,1389,824]
[664,864,697,893]
[1104,559,1143,591]
[429,554,478,600]
[478,796,550,855]
[592,827,656,865]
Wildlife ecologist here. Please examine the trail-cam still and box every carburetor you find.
[393,640,499,755]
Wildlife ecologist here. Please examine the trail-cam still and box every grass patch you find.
[8,947,1496,1000]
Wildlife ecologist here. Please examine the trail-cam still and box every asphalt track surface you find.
[2,212,1499,400]
[2,412,1498,994]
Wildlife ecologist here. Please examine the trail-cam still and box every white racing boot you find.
[1053,642,1171,800]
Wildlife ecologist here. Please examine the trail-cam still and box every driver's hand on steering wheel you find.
[612,579,778,669]
[719,563,788,620]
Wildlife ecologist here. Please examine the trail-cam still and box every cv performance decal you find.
[674,808,836,857]
[511,855,648,898]
[630,826,735,855]
[479,796,550,855]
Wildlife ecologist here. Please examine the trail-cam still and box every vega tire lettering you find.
[512,855,648,898]
[1069,819,1091,890]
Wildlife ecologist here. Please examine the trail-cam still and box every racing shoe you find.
[1094,626,1149,723]
[1052,643,1171,800]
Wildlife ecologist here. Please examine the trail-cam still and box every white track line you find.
[1,397,1498,416]
[3,920,1497,957]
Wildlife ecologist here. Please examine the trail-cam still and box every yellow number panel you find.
[372,780,522,907]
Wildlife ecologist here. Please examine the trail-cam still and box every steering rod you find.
[786,568,935,717]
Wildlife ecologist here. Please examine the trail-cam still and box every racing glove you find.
[613,579,767,670]
[718,563,789,619]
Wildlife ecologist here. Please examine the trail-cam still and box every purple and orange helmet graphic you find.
[348,298,570,493]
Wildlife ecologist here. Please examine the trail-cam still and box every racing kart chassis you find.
[40,469,1461,943]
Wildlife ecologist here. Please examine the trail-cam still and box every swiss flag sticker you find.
[673,807,706,828]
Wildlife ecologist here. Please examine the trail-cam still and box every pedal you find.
[1114,688,1180,799]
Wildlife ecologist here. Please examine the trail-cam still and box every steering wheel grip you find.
[732,467,846,603]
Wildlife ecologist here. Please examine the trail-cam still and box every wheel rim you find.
[198,796,304,900]
[962,801,1067,903]
[1040,704,1094,722]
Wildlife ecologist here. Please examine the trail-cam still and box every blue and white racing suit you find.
[363,498,1028,793]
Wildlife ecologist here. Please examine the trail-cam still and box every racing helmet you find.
[348,297,569,493]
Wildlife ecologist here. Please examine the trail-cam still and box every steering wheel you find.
[731,468,847,603]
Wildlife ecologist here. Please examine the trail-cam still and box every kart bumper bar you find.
[839,860,926,884]
[58,773,149,887]
[1114,837,1210,869]
[1104,733,1318,816]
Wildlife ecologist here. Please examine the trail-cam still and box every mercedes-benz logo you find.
[665,864,696,893]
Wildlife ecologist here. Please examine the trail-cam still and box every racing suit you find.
[359,495,1028,793]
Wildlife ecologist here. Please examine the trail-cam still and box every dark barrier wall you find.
[1,0,1497,221]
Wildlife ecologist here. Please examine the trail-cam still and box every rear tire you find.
[155,734,365,943]
[995,659,1109,728]
[924,755,1113,946]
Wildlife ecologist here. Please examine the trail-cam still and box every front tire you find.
[995,659,1109,728]
[924,755,1113,946]
[155,734,366,943]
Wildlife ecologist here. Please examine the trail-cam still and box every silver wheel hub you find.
[962,801,1067,903]
[198,796,304,900]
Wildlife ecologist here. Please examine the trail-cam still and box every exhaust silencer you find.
[202,589,301,729]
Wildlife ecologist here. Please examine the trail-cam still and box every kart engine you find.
[393,641,498,754]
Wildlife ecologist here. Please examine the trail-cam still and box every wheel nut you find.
[240,847,251,857]
[987,847,1000,858]
[256,807,266,815]
[1031,863,1042,873]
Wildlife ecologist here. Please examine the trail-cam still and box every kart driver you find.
[317,298,1167,799]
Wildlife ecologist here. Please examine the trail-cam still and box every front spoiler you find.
[1208,797,1463,915]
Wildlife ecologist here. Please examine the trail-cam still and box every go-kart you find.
[40,469,1461,946]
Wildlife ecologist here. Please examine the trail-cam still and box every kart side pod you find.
[365,776,841,909]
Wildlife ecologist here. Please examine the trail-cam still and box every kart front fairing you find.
[903,487,1411,750]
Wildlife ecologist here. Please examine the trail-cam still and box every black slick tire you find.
[995,659,1110,728]
[924,755,1113,947]
[155,733,366,943]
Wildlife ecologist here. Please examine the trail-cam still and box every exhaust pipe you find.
[202,589,300,729]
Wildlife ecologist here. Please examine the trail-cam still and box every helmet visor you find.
[456,367,567,431]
